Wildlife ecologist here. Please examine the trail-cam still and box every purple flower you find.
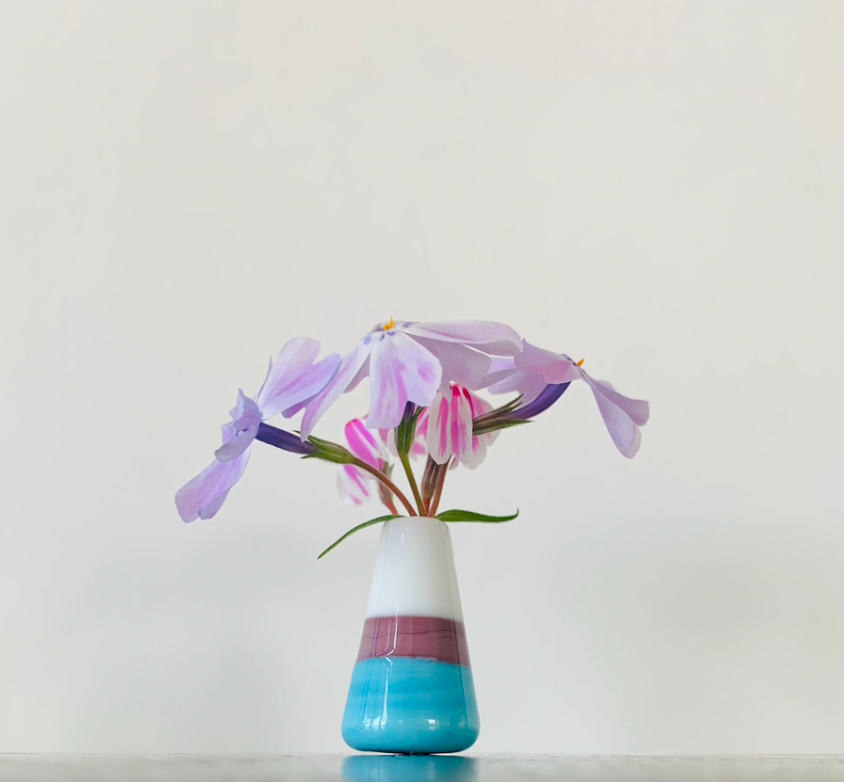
[486,340,650,458]
[300,318,522,437]
[508,382,571,421]
[175,338,340,522]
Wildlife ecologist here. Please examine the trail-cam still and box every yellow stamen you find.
[383,317,396,331]
[577,358,585,367]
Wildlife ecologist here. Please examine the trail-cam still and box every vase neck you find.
[365,516,463,622]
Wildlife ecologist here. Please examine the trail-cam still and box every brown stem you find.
[429,458,450,516]
[353,458,417,516]
[378,475,399,515]
[420,456,441,513]
[377,465,400,515]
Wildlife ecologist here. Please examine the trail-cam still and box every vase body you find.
[341,517,480,754]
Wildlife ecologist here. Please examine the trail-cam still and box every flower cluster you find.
[175,319,649,552]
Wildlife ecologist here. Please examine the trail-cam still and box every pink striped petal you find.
[402,320,522,356]
[257,338,340,421]
[581,371,649,458]
[410,409,429,457]
[379,427,398,457]
[215,391,261,462]
[337,465,372,506]
[300,341,372,439]
[367,332,442,430]
[344,419,386,468]
[426,387,473,465]
[514,340,582,384]
[452,390,497,470]
[469,391,499,444]
[426,394,453,464]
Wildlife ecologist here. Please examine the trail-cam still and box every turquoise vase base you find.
[342,657,480,754]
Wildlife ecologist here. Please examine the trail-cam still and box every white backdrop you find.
[1,1,843,754]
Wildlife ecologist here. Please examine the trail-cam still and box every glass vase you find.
[341,516,480,754]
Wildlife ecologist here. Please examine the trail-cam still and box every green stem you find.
[399,452,426,516]
[353,458,417,516]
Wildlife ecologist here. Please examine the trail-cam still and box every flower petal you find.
[337,465,372,506]
[426,387,473,465]
[175,438,251,522]
[344,419,386,468]
[215,391,261,462]
[514,340,582,384]
[194,488,231,520]
[346,354,371,393]
[426,393,452,464]
[367,332,442,430]
[468,391,499,444]
[402,320,522,356]
[300,341,372,439]
[581,370,650,426]
[458,390,493,470]
[408,336,492,391]
[410,409,429,457]
[257,338,341,421]
[581,371,649,458]
[485,369,548,404]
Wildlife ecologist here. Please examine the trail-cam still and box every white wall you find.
[1,1,843,754]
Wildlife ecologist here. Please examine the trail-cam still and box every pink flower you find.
[337,415,429,506]
[176,338,339,522]
[485,340,649,458]
[300,319,522,438]
[427,385,498,470]
[337,419,388,506]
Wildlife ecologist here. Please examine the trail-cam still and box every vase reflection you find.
[342,754,478,781]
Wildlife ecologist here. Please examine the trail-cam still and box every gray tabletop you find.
[0,755,841,782]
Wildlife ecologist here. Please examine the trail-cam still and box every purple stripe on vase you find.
[356,616,471,666]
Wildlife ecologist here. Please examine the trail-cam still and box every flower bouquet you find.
[176,319,648,754]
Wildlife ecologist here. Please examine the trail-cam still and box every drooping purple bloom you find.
[486,340,649,458]
[508,382,571,421]
[300,319,522,438]
[175,338,340,522]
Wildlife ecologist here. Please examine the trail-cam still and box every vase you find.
[341,516,480,754]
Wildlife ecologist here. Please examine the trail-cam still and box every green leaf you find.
[317,515,403,559]
[472,394,524,426]
[435,509,519,523]
[472,418,531,436]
